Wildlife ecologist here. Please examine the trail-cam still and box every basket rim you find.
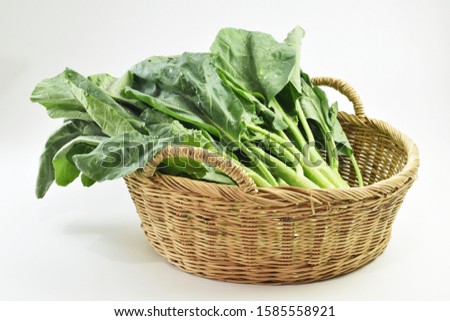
[131,112,419,201]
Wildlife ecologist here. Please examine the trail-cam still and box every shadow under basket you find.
[124,77,419,284]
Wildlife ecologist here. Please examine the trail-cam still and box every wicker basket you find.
[124,77,419,284]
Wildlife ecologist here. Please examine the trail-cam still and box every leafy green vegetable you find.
[31,26,364,199]
[211,26,352,188]
[300,72,363,185]
[73,129,201,181]
[301,72,352,154]
[53,136,107,186]
[211,27,297,102]
[88,72,148,110]
[64,68,147,136]
[81,173,96,187]
[87,73,117,89]
[126,53,246,143]
[35,120,103,198]
[30,73,92,121]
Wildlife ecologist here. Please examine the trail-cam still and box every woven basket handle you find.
[311,77,366,118]
[142,145,258,194]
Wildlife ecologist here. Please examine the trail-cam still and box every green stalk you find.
[270,99,349,188]
[277,131,304,176]
[264,134,304,175]
[241,165,272,187]
[270,99,308,148]
[247,123,335,188]
[247,143,319,189]
[295,99,314,143]
[201,129,225,153]
[295,99,341,173]
[296,99,341,176]
[326,133,339,170]
[240,144,278,186]
[350,153,364,187]
[200,131,272,188]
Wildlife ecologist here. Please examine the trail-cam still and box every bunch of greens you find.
[31,26,363,198]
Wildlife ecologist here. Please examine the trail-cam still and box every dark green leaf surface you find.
[64,68,146,136]
[81,173,96,187]
[89,72,147,110]
[35,120,102,198]
[73,120,203,182]
[126,53,245,143]
[53,136,107,186]
[210,28,297,102]
[30,72,92,121]
[283,26,304,94]
[301,74,353,154]
[31,26,360,196]
[139,108,176,126]
[276,26,305,116]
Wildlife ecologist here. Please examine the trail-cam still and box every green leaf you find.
[35,120,102,198]
[158,157,208,177]
[89,72,148,110]
[87,73,117,89]
[81,173,96,187]
[276,26,305,116]
[211,28,299,132]
[210,27,298,102]
[139,109,226,179]
[158,158,235,185]
[139,108,176,127]
[301,75,353,154]
[201,169,235,185]
[73,122,203,182]
[46,106,93,121]
[125,53,245,143]
[217,71,286,131]
[31,73,83,109]
[30,72,92,121]
[300,81,329,134]
[141,102,226,178]
[53,136,107,186]
[87,73,117,91]
[63,68,146,136]
[283,26,304,94]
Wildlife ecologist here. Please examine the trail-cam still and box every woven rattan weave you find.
[124,77,419,284]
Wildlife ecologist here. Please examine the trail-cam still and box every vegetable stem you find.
[240,144,278,186]
[247,143,319,189]
[295,99,314,143]
[326,133,339,170]
[241,166,272,187]
[350,153,364,187]
[269,99,350,188]
[247,123,336,188]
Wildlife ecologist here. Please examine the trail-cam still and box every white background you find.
[1,0,449,301]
